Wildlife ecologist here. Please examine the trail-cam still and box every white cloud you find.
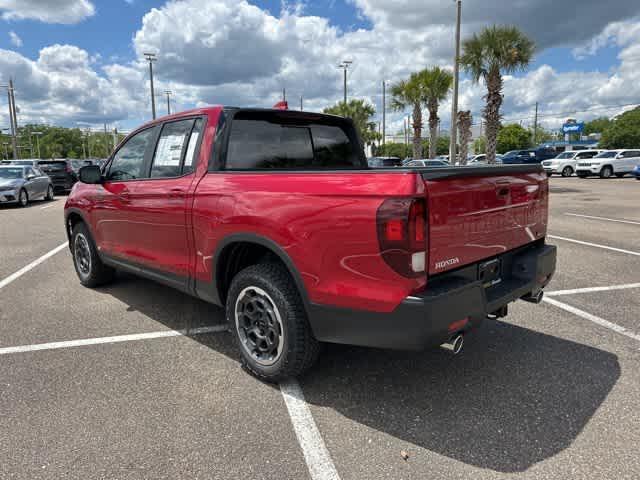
[1,0,640,133]
[0,0,95,24]
[8,30,22,47]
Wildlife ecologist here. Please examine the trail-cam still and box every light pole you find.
[1,81,18,159]
[33,131,43,158]
[382,80,387,146]
[164,90,172,115]
[449,0,462,163]
[144,52,157,120]
[337,60,352,104]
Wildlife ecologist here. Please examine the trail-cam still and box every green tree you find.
[584,117,613,136]
[422,136,451,156]
[323,99,377,146]
[390,73,426,159]
[599,107,640,149]
[374,142,412,158]
[460,26,535,163]
[497,123,531,153]
[473,136,487,154]
[420,67,453,159]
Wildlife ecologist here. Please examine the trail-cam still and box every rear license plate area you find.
[479,258,502,288]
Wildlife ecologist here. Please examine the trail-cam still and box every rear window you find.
[225,111,364,170]
[38,161,67,170]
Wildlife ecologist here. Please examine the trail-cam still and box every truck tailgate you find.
[421,165,549,275]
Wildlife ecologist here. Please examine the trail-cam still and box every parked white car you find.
[576,149,640,178]
[542,150,603,177]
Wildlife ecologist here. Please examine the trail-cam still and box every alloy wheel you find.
[234,286,284,366]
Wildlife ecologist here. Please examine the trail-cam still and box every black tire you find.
[71,222,115,287]
[615,173,625,178]
[45,185,54,201]
[226,263,320,382]
[18,188,28,207]
[561,166,573,177]
[600,166,613,179]
[546,172,553,177]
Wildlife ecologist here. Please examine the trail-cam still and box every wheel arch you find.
[211,233,310,312]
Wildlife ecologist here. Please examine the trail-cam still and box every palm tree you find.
[390,73,424,159]
[420,67,452,159]
[324,99,377,146]
[460,26,535,163]
[457,110,472,165]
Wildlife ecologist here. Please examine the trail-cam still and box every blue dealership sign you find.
[562,122,584,134]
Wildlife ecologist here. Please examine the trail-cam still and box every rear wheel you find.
[226,263,320,382]
[45,185,54,201]
[18,189,28,207]
[561,166,573,177]
[600,166,613,178]
[71,222,115,287]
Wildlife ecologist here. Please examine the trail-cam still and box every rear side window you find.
[107,127,155,181]
[151,119,194,178]
[225,113,363,170]
[577,152,597,159]
[38,161,67,170]
[183,118,204,174]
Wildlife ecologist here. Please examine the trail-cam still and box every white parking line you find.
[280,380,341,480]
[548,235,640,257]
[547,282,640,296]
[0,325,228,355]
[40,203,56,210]
[543,297,640,343]
[0,242,69,290]
[566,213,640,226]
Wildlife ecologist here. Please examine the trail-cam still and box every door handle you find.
[118,190,131,202]
[497,187,510,197]
[168,188,185,198]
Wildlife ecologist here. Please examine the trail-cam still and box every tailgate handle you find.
[497,187,510,197]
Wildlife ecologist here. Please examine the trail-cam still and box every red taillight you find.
[376,198,427,278]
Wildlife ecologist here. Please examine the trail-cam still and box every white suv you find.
[576,149,640,178]
[542,150,603,177]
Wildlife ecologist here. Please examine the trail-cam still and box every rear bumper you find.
[308,243,556,350]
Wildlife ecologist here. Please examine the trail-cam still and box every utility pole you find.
[382,80,386,146]
[282,88,286,102]
[2,80,19,159]
[300,95,303,111]
[533,102,539,145]
[449,0,462,163]
[33,131,43,159]
[112,128,118,151]
[165,90,172,115]
[144,52,157,120]
[338,60,352,104]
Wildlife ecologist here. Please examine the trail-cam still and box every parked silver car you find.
[0,165,54,207]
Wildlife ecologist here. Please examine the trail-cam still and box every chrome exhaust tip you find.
[522,289,544,304]
[440,333,464,355]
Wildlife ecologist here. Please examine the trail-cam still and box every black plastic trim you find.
[308,243,556,350]
[100,252,191,295]
[201,233,311,310]
[419,164,543,180]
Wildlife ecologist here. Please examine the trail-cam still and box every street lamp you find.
[449,0,462,163]
[337,60,353,104]
[144,52,158,120]
[164,90,172,115]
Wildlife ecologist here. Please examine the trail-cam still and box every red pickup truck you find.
[65,106,556,381]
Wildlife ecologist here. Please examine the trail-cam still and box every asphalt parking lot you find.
[1,177,639,480]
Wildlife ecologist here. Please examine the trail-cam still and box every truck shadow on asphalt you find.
[101,273,620,474]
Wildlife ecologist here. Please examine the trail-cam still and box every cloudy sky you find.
[1,0,639,135]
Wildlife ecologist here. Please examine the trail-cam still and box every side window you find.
[150,119,194,178]
[226,120,313,169]
[577,152,594,159]
[182,118,203,174]
[107,128,155,181]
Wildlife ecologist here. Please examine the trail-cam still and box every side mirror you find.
[79,165,103,184]
[617,154,625,158]
[26,174,36,180]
